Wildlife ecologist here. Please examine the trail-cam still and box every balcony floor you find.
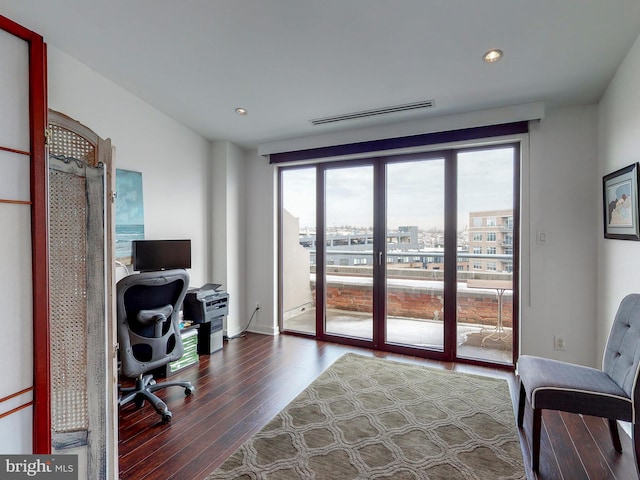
[284,308,512,365]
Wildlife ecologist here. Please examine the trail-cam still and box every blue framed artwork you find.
[115,169,145,261]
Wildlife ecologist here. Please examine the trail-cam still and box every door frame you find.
[278,141,521,368]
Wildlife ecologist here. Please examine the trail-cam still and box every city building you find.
[467,210,514,273]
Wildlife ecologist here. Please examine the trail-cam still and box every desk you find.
[466,279,512,346]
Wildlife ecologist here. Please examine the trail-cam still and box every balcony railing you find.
[308,249,513,270]
[301,250,514,323]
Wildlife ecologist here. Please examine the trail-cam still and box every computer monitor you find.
[132,239,191,272]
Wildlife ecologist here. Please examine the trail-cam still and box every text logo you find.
[0,455,77,479]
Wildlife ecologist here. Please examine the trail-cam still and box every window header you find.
[269,121,528,164]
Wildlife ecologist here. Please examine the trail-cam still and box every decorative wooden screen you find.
[48,110,114,478]
[49,166,91,432]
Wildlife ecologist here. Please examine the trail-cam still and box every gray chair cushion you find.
[518,355,632,421]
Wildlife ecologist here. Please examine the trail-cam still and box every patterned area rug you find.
[207,353,525,479]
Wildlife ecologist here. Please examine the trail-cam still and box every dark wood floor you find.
[118,333,638,480]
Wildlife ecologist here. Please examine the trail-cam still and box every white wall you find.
[523,106,599,366]
[597,33,640,361]
[47,46,212,286]
[211,140,247,337]
[245,150,278,336]
[282,210,314,312]
[47,44,267,344]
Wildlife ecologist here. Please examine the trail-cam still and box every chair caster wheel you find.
[185,387,194,397]
[161,412,172,424]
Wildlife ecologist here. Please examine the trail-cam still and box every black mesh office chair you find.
[116,269,194,423]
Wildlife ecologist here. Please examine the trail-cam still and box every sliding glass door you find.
[279,143,519,367]
[385,157,445,350]
[324,165,374,340]
[456,146,517,364]
[280,167,316,335]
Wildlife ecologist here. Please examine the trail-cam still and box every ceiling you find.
[3,0,640,149]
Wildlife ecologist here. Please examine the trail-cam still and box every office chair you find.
[116,269,194,423]
[518,293,640,475]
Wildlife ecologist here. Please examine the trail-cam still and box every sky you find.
[282,146,514,231]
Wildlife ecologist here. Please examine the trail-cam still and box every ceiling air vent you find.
[310,100,435,126]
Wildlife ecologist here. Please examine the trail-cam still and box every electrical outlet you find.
[554,335,566,351]
[255,302,261,310]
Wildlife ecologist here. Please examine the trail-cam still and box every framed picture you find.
[603,163,640,240]
[115,169,145,262]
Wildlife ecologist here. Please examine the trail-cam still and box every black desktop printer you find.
[183,284,229,354]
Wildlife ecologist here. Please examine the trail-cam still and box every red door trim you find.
[0,14,50,454]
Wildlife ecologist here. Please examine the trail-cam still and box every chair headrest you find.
[136,304,174,325]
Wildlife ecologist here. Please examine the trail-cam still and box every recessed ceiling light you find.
[235,107,248,116]
[483,49,503,63]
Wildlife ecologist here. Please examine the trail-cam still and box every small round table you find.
[466,279,512,346]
